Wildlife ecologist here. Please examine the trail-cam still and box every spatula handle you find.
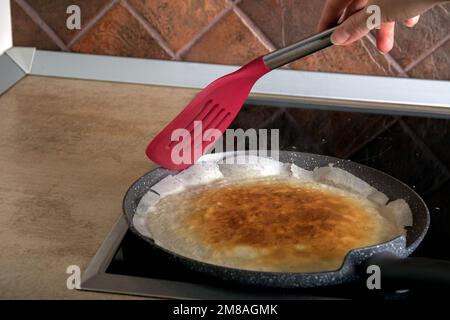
[262,26,338,70]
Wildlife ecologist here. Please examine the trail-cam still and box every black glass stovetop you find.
[105,229,411,300]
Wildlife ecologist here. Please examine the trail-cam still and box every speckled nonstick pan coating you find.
[123,151,432,288]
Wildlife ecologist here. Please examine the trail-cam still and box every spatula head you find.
[146,57,270,171]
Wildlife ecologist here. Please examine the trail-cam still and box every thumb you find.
[331,8,371,45]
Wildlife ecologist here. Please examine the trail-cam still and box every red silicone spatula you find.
[146,27,337,171]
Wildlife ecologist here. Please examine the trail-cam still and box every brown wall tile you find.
[71,3,170,60]
[128,0,229,52]
[408,39,450,80]
[238,0,326,48]
[24,0,113,44]
[291,38,396,76]
[389,3,450,69]
[184,11,268,65]
[11,1,60,50]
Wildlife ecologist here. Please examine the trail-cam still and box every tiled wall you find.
[11,0,450,80]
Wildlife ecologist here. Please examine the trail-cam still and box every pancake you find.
[146,177,403,272]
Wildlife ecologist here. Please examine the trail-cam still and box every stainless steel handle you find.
[262,26,338,70]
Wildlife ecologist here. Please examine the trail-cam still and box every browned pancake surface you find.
[175,179,391,271]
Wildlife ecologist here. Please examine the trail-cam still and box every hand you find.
[317,0,445,53]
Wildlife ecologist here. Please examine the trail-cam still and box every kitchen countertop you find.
[0,75,199,299]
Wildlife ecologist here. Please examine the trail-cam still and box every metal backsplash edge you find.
[2,48,450,117]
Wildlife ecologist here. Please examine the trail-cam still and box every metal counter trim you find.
[27,49,450,116]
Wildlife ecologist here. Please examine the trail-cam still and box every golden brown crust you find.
[151,178,398,272]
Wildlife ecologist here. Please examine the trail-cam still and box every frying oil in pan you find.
[147,178,402,273]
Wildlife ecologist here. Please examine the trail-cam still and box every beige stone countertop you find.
[0,76,199,299]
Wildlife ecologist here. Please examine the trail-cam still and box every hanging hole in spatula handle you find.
[364,252,450,290]
[262,26,339,70]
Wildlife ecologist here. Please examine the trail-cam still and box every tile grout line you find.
[229,0,294,69]
[67,0,119,49]
[365,32,409,77]
[177,0,278,60]
[360,39,391,74]
[175,6,234,60]
[404,33,450,73]
[230,2,277,52]
[279,0,287,48]
[228,0,242,5]
[14,0,68,51]
[120,0,176,58]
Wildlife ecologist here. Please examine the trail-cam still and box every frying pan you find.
[123,151,450,289]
